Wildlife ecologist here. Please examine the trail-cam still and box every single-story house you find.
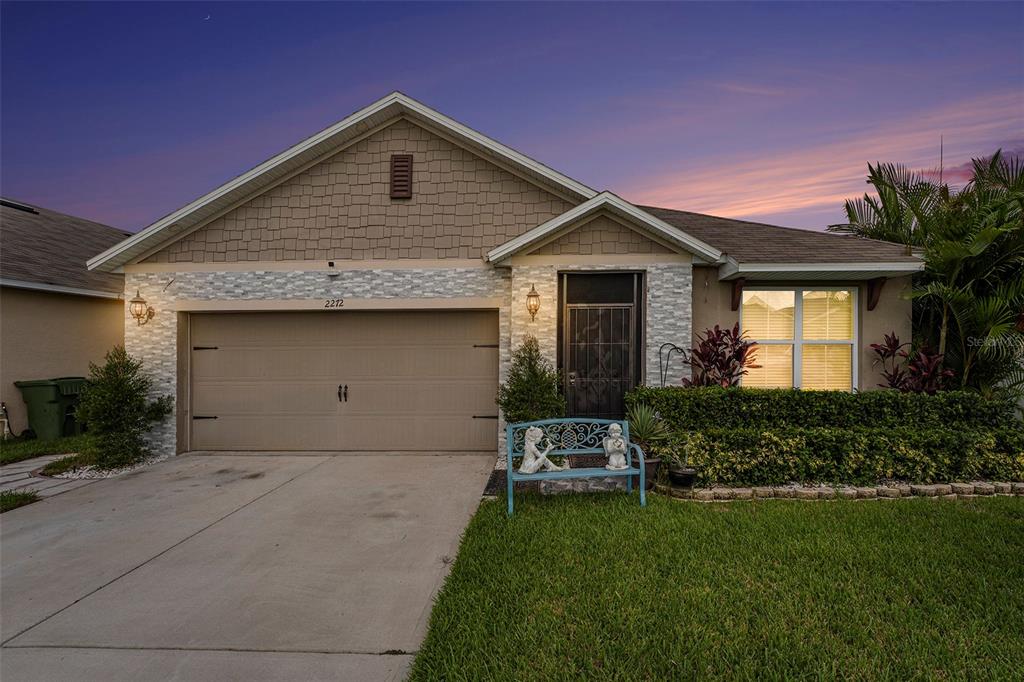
[86,92,921,458]
[0,199,129,435]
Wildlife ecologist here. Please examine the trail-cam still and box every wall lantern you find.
[526,284,541,321]
[129,290,155,326]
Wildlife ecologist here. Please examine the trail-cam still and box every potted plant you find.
[666,447,697,488]
[625,403,668,490]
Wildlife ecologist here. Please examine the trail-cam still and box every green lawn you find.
[0,434,93,466]
[411,494,1024,680]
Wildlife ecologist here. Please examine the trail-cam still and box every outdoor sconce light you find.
[526,284,541,321]
[129,290,155,326]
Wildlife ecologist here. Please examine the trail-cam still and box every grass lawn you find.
[411,494,1024,680]
[0,490,40,513]
[0,434,93,466]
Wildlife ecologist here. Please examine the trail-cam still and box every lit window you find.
[742,288,856,391]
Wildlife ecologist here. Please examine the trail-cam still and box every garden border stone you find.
[650,480,1023,503]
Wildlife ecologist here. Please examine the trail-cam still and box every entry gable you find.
[487,192,724,264]
[526,212,674,256]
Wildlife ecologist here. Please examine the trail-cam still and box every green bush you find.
[75,346,173,470]
[653,427,1024,486]
[496,336,565,423]
[627,386,1017,431]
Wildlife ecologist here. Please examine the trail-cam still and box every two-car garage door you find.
[188,310,498,451]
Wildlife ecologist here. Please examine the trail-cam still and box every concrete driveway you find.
[1,452,493,681]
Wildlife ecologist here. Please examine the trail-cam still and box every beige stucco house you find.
[0,199,129,435]
[86,92,921,459]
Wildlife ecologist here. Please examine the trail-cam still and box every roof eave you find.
[718,260,924,281]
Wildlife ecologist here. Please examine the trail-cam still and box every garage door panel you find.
[189,311,498,451]
[191,381,340,415]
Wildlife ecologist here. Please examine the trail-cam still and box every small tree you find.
[496,336,565,423]
[76,346,173,469]
[683,324,760,387]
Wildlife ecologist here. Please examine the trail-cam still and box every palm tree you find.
[831,151,1024,398]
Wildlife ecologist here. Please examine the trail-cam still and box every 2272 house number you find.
[323,298,345,308]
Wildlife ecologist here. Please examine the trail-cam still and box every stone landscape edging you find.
[655,481,1024,502]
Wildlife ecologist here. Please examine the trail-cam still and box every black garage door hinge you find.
[473,344,499,348]
[192,346,219,351]
[472,415,499,420]
[192,415,218,420]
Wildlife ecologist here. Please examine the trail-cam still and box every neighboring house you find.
[86,93,921,458]
[0,199,129,435]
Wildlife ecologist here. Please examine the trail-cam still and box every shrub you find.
[871,332,954,393]
[496,336,565,423]
[682,323,759,387]
[655,427,1024,486]
[75,346,173,470]
[625,402,669,454]
[626,386,1017,431]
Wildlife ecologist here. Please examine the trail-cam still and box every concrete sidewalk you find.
[1,452,493,681]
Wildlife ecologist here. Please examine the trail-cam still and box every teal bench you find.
[505,418,646,515]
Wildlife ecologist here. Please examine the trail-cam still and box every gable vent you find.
[390,154,413,199]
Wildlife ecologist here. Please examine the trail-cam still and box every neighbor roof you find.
[641,206,918,265]
[1,199,129,297]
[88,91,598,272]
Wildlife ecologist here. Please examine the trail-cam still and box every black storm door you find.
[559,273,643,419]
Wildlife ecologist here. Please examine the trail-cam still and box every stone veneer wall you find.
[126,261,691,462]
[509,263,692,388]
[125,268,511,458]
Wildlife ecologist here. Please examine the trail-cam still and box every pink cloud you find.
[621,91,1024,226]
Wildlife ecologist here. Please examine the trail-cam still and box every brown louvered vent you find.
[390,154,413,199]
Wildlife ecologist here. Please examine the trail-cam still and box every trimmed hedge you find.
[657,427,1024,486]
[627,387,1017,431]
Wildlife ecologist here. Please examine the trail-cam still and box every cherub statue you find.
[603,423,629,470]
[518,426,568,474]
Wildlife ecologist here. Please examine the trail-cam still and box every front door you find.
[559,273,643,419]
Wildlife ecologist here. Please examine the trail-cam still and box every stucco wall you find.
[690,267,913,390]
[530,214,673,256]
[0,287,123,435]
[144,118,572,264]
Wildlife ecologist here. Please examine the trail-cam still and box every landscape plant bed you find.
[656,480,1024,501]
[0,490,40,513]
[0,434,94,467]
[411,494,1024,680]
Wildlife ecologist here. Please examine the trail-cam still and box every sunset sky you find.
[2,1,1021,232]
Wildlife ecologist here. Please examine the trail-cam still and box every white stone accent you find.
[124,261,692,461]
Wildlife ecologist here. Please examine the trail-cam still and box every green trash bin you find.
[14,377,88,440]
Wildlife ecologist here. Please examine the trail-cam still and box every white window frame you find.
[739,286,858,391]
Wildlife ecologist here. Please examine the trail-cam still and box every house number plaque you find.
[323,298,345,309]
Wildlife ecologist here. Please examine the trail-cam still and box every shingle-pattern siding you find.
[145,119,572,263]
[529,214,672,256]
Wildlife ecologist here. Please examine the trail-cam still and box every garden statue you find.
[518,426,568,474]
[603,423,629,470]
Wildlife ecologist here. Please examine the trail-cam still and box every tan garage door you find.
[189,310,498,451]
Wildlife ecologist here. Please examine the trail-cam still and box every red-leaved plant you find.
[682,323,760,387]
[870,331,954,394]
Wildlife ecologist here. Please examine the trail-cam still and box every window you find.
[741,288,856,391]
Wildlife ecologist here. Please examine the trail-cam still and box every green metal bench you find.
[505,418,646,515]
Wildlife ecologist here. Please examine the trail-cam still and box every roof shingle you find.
[641,205,918,264]
[0,199,129,295]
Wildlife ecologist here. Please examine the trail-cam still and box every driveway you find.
[1,452,493,681]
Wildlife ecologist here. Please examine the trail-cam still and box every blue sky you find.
[2,1,1021,231]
